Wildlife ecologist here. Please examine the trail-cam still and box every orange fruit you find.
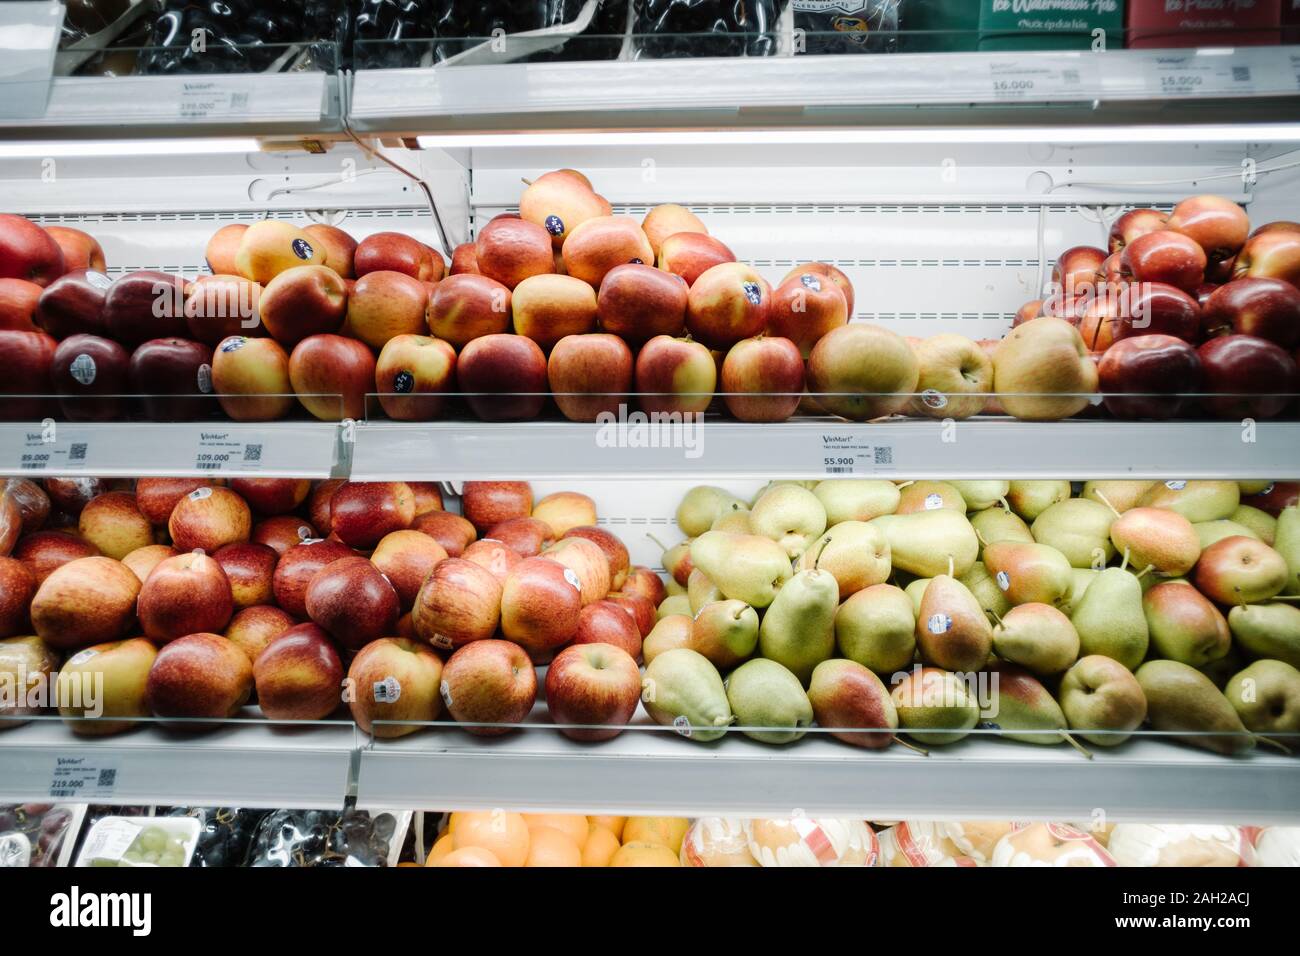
[610,842,680,867]
[623,817,690,854]
[425,833,455,866]
[450,811,530,867]
[436,847,501,867]
[524,826,582,867]
[589,815,625,840]
[582,825,620,867]
[523,814,588,850]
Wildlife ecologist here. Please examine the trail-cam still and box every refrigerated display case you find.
[0,1,1299,882]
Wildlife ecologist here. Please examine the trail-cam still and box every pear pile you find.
[648,478,1300,757]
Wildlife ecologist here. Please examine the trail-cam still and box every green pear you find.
[1224,659,1300,735]
[970,506,1034,550]
[1109,507,1201,577]
[1059,655,1148,747]
[1031,498,1115,569]
[993,603,1079,676]
[1143,581,1231,668]
[748,484,827,559]
[960,561,1013,623]
[950,480,1010,512]
[1194,519,1261,550]
[642,614,693,664]
[1228,603,1300,669]
[725,658,813,744]
[665,576,685,596]
[1275,505,1300,594]
[1081,480,1156,514]
[904,577,930,616]
[813,479,900,525]
[807,659,898,749]
[1239,479,1274,495]
[891,666,980,745]
[710,505,752,533]
[1136,659,1254,755]
[656,594,691,620]
[689,599,759,670]
[982,541,1073,608]
[897,480,966,514]
[1005,480,1071,521]
[1070,567,1148,671]
[750,480,817,507]
[834,584,916,675]
[689,531,792,609]
[1138,479,1240,522]
[677,486,746,537]
[916,575,993,672]
[797,521,889,600]
[1065,568,1099,615]
[984,663,1086,752]
[641,648,732,742]
[757,567,839,686]
[870,510,979,579]
[1198,645,1244,691]
[687,567,722,614]
[1230,504,1277,545]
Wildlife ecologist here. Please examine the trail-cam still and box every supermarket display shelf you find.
[355,727,1300,824]
[0,421,342,479]
[0,719,357,810]
[350,47,1300,135]
[350,417,1300,482]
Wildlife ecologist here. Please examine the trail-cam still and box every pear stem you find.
[646,533,669,551]
[1268,595,1300,601]
[947,555,955,578]
[1119,547,1130,573]
[1094,490,1123,520]
[998,497,1012,514]
[974,528,989,548]
[897,480,915,490]
[1255,735,1293,755]
[987,608,1004,627]
[1134,564,1155,580]
[812,535,832,570]
[520,177,535,186]
[893,736,930,757]
[1063,732,1094,760]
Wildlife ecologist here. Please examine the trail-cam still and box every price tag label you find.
[816,432,893,475]
[12,426,91,472]
[194,431,263,473]
[988,58,1094,101]
[179,81,252,119]
[48,756,119,800]
[1145,54,1258,98]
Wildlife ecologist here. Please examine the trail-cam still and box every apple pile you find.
[647,477,1300,756]
[1018,197,1300,420]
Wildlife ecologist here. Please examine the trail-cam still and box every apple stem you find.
[1256,735,1292,756]
[520,177,534,186]
[1094,490,1123,520]
[1063,732,1094,760]
[893,736,930,757]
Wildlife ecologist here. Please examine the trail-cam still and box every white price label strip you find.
[179,81,252,119]
[48,756,119,800]
[816,432,893,475]
[1144,54,1258,98]
[11,426,91,471]
[194,431,264,473]
[988,58,1097,101]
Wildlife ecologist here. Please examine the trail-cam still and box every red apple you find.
[411,555,502,651]
[137,551,235,644]
[425,273,511,349]
[303,224,358,279]
[457,333,548,421]
[129,337,216,422]
[409,482,444,517]
[288,333,376,422]
[12,530,98,586]
[205,224,247,275]
[476,218,554,290]
[354,232,439,282]
[272,538,354,618]
[439,639,536,736]
[42,477,108,516]
[545,642,641,741]
[224,604,295,665]
[546,333,633,422]
[1108,208,1169,254]
[596,263,687,344]
[1234,229,1300,287]
[450,242,479,275]
[562,525,630,592]
[500,556,582,656]
[686,262,770,350]
[168,486,252,554]
[487,517,556,557]
[369,529,448,611]
[43,226,105,274]
[183,275,263,346]
[102,271,189,346]
[251,515,317,555]
[228,478,310,516]
[0,557,35,637]
[1052,246,1108,295]
[721,335,804,423]
[622,565,667,608]
[766,271,849,358]
[563,216,654,289]
[145,632,253,722]
[347,637,445,737]
[531,491,597,538]
[211,335,295,422]
[329,481,416,549]
[4,477,50,534]
[1198,334,1300,420]
[305,555,400,652]
[1202,277,1300,348]
[0,330,57,420]
[1114,282,1202,344]
[0,494,18,556]
[29,556,140,651]
[412,510,476,557]
[258,264,347,347]
[1242,482,1300,516]
[375,334,456,421]
[50,334,130,422]
[77,491,152,560]
[346,269,429,350]
[0,278,42,331]
[542,537,611,605]
[121,545,179,584]
[657,232,736,286]
[0,214,64,287]
[253,623,344,721]
[212,542,278,610]
[604,591,656,639]
[634,334,716,415]
[570,601,641,660]
[33,269,110,338]
[462,481,533,533]
[1167,195,1250,265]
[307,479,343,534]
[1122,230,1207,293]
[1099,334,1203,420]
[135,478,210,525]
[460,538,521,583]
[782,262,855,317]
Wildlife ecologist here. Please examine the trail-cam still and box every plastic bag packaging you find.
[60,0,133,47]
[1254,827,1300,868]
[680,817,759,866]
[877,821,1020,867]
[746,817,879,866]
[160,807,271,867]
[1107,825,1256,868]
[0,804,87,868]
[137,0,333,75]
[526,1,631,62]
[792,1,900,55]
[246,808,410,867]
[991,823,1117,867]
[632,0,780,59]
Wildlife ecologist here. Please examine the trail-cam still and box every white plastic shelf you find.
[355,725,1299,824]
[0,719,356,810]
[350,47,1300,133]
[0,421,341,479]
[350,418,1300,482]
